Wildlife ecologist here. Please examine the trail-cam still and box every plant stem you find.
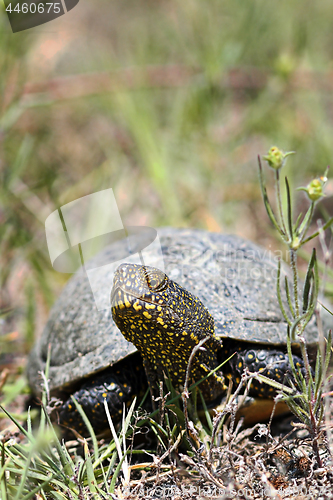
[302,214,333,245]
[309,405,323,468]
[289,249,299,326]
[299,336,311,385]
[275,169,287,238]
[300,201,315,241]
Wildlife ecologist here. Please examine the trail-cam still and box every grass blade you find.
[285,177,293,240]
[303,248,316,313]
[258,156,284,236]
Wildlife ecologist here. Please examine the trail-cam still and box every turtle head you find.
[111,263,181,346]
[111,262,216,365]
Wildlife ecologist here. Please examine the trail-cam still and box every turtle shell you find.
[27,227,325,395]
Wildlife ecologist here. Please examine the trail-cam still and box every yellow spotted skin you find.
[223,340,308,398]
[112,263,226,402]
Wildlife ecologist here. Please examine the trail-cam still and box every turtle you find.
[27,227,328,436]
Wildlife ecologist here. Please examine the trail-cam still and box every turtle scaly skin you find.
[222,340,306,398]
[58,355,147,433]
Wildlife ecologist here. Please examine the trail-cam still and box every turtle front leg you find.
[226,343,307,398]
[58,357,148,436]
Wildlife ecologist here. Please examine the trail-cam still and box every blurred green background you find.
[1,0,333,408]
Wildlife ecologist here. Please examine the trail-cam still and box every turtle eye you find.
[144,269,168,292]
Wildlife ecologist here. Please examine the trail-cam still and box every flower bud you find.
[263,146,294,170]
[297,169,328,202]
[305,178,325,201]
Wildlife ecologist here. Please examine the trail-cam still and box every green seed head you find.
[305,178,325,201]
[298,170,328,202]
[263,146,294,170]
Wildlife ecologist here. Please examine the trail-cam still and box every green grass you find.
[2,0,333,310]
